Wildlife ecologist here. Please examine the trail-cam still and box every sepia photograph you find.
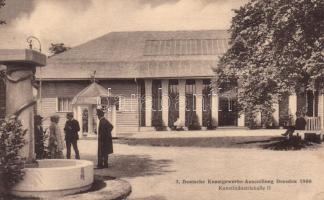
[0,0,323,199]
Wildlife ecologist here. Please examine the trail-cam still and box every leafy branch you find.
[216,0,324,128]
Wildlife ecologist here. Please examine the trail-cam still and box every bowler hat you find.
[34,115,43,121]
[34,115,43,124]
[96,109,104,116]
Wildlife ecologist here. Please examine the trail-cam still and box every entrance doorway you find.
[76,105,96,136]
[82,108,89,134]
[218,97,238,126]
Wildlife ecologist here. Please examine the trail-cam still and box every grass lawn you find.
[116,136,321,150]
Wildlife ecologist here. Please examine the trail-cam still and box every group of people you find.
[34,109,114,169]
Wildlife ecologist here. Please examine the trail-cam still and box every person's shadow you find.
[82,154,175,178]
[235,136,317,151]
[261,136,315,150]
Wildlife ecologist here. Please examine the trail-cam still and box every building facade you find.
[32,30,323,135]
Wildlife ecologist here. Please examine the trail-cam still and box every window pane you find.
[58,97,72,112]
[60,99,64,111]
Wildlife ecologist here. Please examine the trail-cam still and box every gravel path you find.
[77,140,324,200]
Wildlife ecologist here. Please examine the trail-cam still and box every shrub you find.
[206,118,216,130]
[188,114,201,130]
[152,118,166,131]
[0,118,26,193]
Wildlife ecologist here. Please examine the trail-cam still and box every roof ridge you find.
[49,29,230,60]
[109,29,228,34]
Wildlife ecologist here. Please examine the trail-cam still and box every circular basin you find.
[10,159,94,198]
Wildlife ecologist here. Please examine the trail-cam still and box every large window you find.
[185,80,196,127]
[57,97,72,112]
[168,80,179,127]
[202,79,212,127]
[152,80,162,126]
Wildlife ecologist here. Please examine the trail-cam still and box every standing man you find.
[34,115,45,159]
[64,112,80,159]
[96,109,114,168]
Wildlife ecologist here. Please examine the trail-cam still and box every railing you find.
[306,117,321,131]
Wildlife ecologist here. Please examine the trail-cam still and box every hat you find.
[96,109,104,116]
[50,115,60,123]
[34,115,43,124]
[34,115,43,121]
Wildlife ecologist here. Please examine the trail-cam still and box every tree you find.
[0,0,5,25]
[216,0,324,128]
[49,43,71,56]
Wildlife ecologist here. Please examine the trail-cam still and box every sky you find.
[0,0,248,54]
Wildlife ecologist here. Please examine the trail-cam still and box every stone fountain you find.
[0,49,94,198]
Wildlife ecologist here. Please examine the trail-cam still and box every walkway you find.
[76,138,324,200]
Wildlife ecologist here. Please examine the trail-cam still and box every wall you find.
[38,80,139,133]
[38,81,89,130]
[101,80,140,132]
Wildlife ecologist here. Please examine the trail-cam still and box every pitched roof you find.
[37,30,230,80]
[71,82,108,105]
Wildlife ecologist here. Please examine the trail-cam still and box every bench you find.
[296,117,323,142]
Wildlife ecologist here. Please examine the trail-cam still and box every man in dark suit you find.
[64,112,80,159]
[96,109,114,168]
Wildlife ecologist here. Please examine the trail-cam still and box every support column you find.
[289,93,297,125]
[272,97,280,127]
[237,84,244,127]
[319,93,324,130]
[77,106,82,136]
[161,80,169,128]
[145,79,152,127]
[179,79,186,127]
[255,111,262,127]
[88,105,93,134]
[0,49,46,163]
[211,89,219,127]
[111,105,117,137]
[73,105,78,121]
[195,80,203,127]
[6,66,35,161]
[238,113,245,127]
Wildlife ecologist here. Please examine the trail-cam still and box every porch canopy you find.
[71,82,109,105]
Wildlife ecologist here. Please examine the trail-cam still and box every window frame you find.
[56,97,73,113]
